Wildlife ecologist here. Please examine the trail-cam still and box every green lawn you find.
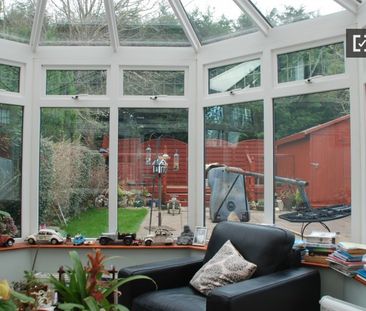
[62,208,148,237]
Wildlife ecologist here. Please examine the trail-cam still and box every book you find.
[357,269,366,279]
[303,254,329,265]
[354,274,366,285]
[329,262,357,277]
[305,242,336,249]
[338,242,366,255]
[306,231,337,244]
[327,255,364,270]
[333,250,364,262]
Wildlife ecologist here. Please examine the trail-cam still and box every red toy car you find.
[0,234,15,247]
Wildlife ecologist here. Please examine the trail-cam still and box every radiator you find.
[320,296,366,311]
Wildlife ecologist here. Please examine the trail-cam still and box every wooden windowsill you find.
[0,242,207,252]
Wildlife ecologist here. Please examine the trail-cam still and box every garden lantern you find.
[173,149,179,171]
[145,145,152,165]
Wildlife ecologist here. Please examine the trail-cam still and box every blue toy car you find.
[73,234,86,246]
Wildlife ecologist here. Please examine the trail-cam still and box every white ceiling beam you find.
[334,0,359,14]
[30,0,47,53]
[168,0,201,52]
[104,0,119,52]
[233,0,271,36]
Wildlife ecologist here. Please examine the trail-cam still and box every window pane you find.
[117,108,188,238]
[40,0,109,46]
[39,108,109,238]
[274,89,351,240]
[114,0,190,46]
[123,70,184,96]
[181,0,258,44]
[0,104,23,237]
[0,0,35,43]
[278,42,345,83]
[0,64,20,93]
[250,0,344,27]
[209,59,260,94]
[204,101,264,237]
[46,70,107,95]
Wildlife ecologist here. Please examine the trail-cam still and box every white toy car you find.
[25,228,65,245]
[144,228,174,246]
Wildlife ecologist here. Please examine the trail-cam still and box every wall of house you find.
[1,248,366,308]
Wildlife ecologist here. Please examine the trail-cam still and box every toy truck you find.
[98,232,136,245]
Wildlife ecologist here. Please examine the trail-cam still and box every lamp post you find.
[145,134,179,228]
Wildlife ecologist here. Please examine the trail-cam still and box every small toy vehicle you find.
[25,228,65,245]
[98,232,136,245]
[144,228,174,246]
[73,234,86,246]
[0,234,15,247]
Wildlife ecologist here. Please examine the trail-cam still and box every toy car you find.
[0,234,15,247]
[144,228,174,246]
[25,228,65,245]
[98,232,136,245]
[73,234,86,246]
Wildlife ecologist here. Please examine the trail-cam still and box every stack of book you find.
[327,242,366,277]
[302,231,337,266]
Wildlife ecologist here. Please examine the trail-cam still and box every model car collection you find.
[2,226,201,247]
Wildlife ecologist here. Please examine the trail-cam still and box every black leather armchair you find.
[118,222,320,311]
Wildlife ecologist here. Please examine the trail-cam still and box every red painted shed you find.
[275,115,350,207]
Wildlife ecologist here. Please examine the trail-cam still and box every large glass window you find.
[123,70,184,96]
[116,108,188,237]
[181,0,258,44]
[209,59,260,94]
[274,89,350,240]
[0,63,20,93]
[250,0,344,27]
[113,0,190,46]
[0,0,35,43]
[39,108,109,237]
[40,0,109,46]
[204,101,264,237]
[278,42,345,83]
[46,70,107,95]
[0,104,23,237]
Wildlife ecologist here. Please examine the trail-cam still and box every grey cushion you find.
[190,240,256,295]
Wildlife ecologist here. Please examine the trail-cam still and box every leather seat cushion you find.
[131,286,206,311]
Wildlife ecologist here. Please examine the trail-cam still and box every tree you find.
[274,89,349,140]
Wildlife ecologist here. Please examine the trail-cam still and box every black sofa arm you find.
[118,256,204,308]
[207,267,320,311]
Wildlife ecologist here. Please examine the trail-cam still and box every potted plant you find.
[0,279,35,310]
[49,250,155,311]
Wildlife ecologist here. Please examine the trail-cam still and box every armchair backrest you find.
[204,222,295,277]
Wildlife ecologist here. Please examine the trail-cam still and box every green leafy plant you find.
[49,250,156,311]
[0,279,35,311]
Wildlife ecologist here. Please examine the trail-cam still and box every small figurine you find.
[167,196,181,215]
[176,225,194,245]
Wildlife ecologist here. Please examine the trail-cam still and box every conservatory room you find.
[0,0,366,310]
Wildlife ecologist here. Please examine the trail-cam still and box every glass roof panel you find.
[0,0,35,43]
[114,0,190,47]
[250,0,345,27]
[180,0,258,45]
[40,0,110,46]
